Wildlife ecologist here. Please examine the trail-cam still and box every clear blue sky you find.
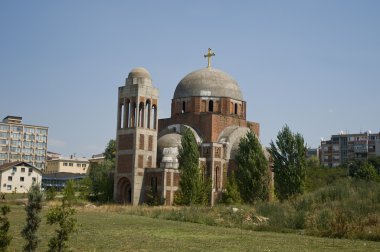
[1,1,379,157]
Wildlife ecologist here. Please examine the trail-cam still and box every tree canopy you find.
[269,125,306,201]
[235,131,269,203]
[176,128,210,205]
[81,139,115,202]
[349,160,379,181]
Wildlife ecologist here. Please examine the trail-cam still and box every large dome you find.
[173,67,243,100]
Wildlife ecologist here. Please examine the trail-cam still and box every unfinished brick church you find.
[114,49,260,205]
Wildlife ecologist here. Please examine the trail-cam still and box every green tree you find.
[45,187,57,201]
[63,180,77,205]
[269,125,307,201]
[368,156,380,174]
[177,128,210,205]
[104,139,116,162]
[235,131,269,203]
[21,183,43,252]
[46,199,76,252]
[0,205,12,252]
[222,171,241,204]
[85,160,114,202]
[349,160,379,181]
[83,139,115,203]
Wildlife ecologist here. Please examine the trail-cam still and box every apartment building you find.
[0,116,48,169]
[320,131,380,167]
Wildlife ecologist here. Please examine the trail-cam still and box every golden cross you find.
[204,48,215,68]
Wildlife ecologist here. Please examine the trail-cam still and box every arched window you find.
[208,100,214,112]
[234,103,238,115]
[125,99,130,128]
[131,102,137,127]
[182,101,186,113]
[138,102,144,127]
[145,100,151,129]
[152,105,157,130]
[119,103,124,129]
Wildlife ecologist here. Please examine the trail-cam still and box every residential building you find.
[320,131,380,167]
[0,161,42,193]
[45,156,90,174]
[0,116,48,169]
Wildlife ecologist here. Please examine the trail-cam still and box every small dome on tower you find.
[126,67,152,86]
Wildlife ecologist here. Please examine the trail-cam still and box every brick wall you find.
[159,113,259,143]
[117,154,133,173]
[138,155,143,168]
[118,134,134,150]
[148,135,153,151]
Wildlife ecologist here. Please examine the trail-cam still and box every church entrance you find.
[117,177,132,204]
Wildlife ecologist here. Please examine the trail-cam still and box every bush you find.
[45,187,57,201]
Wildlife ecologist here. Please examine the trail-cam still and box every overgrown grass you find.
[4,204,379,251]
[102,179,380,241]
[253,179,380,240]
[2,178,379,251]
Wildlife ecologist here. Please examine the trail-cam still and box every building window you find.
[12,167,17,173]
[63,162,68,166]
[32,177,36,182]
[208,100,214,112]
[7,185,12,191]
[69,163,73,167]
[234,103,238,114]
[182,101,186,113]
[29,168,33,173]
[8,176,12,181]
[82,164,86,167]
[0,125,10,131]
[77,163,81,167]
[21,168,25,173]
[20,177,24,182]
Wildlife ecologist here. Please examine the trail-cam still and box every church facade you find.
[114,50,260,205]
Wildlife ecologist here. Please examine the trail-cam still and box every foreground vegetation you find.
[1,177,379,251]
[4,203,379,251]
[124,179,380,241]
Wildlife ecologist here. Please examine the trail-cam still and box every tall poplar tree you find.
[177,128,210,205]
[0,205,12,252]
[269,125,306,201]
[21,183,43,252]
[235,131,269,203]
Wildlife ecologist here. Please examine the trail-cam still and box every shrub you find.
[45,187,57,201]
[46,199,77,252]
[0,205,12,251]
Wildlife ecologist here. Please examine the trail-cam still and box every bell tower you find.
[114,67,159,205]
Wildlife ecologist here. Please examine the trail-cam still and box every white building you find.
[46,156,90,174]
[0,161,42,193]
